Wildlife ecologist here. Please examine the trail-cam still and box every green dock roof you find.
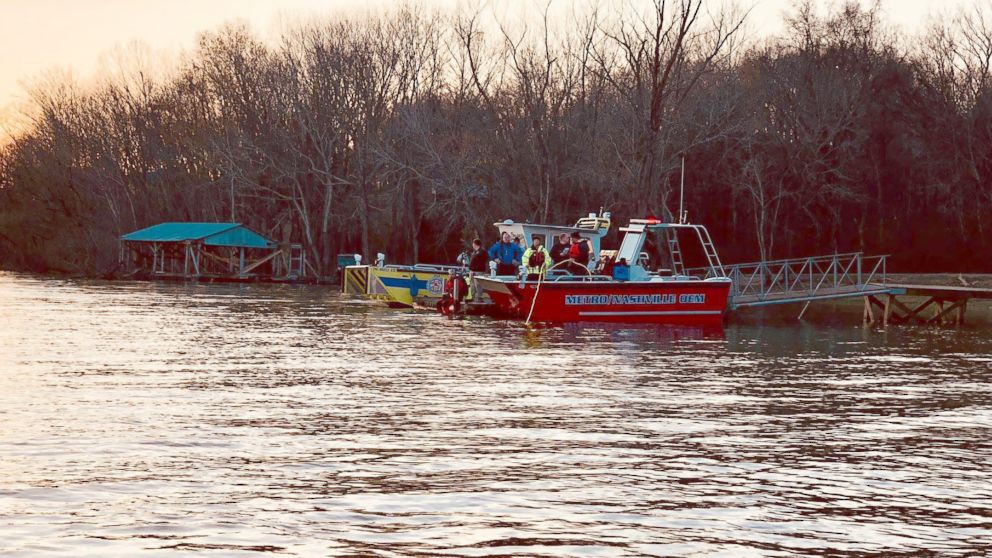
[121,222,275,249]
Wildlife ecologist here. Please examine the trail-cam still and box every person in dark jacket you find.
[488,232,523,276]
[550,233,571,266]
[468,238,489,273]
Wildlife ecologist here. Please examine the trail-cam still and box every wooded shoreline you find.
[2,1,991,277]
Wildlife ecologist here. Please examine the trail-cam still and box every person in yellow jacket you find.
[522,235,552,280]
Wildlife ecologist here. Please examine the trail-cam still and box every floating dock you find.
[863,283,992,326]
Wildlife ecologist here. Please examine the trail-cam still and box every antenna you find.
[678,155,686,224]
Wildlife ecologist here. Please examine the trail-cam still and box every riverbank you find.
[8,269,990,285]
[887,273,992,288]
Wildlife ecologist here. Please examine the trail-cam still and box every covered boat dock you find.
[120,222,305,281]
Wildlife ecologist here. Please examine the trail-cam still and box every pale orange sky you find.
[0,0,967,138]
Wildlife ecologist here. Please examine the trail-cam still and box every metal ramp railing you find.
[689,252,890,309]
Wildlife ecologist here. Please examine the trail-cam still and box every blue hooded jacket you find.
[488,240,523,265]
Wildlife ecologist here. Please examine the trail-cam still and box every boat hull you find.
[344,265,448,307]
[474,277,731,323]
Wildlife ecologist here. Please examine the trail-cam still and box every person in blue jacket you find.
[489,232,523,276]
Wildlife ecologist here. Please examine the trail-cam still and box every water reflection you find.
[518,322,725,349]
[1,273,990,557]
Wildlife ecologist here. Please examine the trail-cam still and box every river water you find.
[1,273,990,557]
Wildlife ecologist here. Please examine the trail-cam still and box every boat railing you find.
[371,263,463,273]
[544,275,613,282]
[687,252,889,305]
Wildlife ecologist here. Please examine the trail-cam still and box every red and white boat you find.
[474,219,732,324]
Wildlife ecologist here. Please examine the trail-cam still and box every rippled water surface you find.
[1,273,991,557]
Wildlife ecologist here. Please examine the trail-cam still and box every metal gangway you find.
[689,252,893,310]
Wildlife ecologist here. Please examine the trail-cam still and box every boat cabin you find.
[614,219,726,282]
[494,213,611,257]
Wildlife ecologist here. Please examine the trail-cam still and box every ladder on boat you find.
[668,226,725,278]
[668,235,685,276]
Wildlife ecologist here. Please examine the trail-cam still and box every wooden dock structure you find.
[863,284,992,326]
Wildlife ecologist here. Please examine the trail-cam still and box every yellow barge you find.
[343,263,456,308]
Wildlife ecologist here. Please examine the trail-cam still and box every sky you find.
[0,0,970,138]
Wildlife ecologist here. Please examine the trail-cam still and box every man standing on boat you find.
[468,238,489,273]
[550,233,571,266]
[488,232,523,276]
[522,235,552,280]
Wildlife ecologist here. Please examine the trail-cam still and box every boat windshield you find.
[616,225,645,265]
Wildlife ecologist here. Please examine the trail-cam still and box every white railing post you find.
[759,264,765,299]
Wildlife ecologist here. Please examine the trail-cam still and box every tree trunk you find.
[320,181,334,277]
[360,179,370,261]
